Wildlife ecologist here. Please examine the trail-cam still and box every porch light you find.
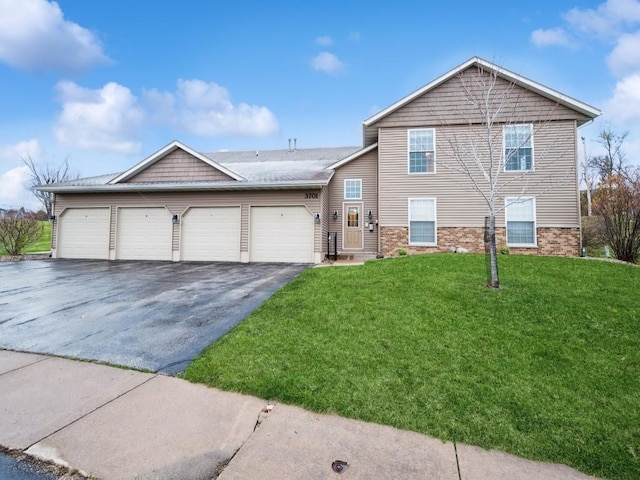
[332,210,338,220]
[368,210,373,220]
[48,215,56,222]
[315,213,321,224]
[172,214,179,224]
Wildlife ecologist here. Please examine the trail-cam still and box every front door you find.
[343,203,363,250]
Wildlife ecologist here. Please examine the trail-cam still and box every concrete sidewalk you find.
[0,350,597,480]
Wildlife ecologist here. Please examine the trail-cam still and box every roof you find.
[363,57,602,127]
[38,145,360,193]
[327,143,378,170]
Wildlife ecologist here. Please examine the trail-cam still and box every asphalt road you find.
[0,260,307,374]
[0,453,57,480]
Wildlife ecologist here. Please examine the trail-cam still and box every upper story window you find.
[408,129,435,174]
[505,197,536,246]
[344,179,362,199]
[504,124,533,171]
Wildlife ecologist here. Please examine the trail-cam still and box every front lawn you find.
[184,255,640,480]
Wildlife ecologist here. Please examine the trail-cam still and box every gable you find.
[124,149,235,183]
[364,58,600,145]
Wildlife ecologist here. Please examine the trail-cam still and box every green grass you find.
[184,254,640,480]
[0,221,50,255]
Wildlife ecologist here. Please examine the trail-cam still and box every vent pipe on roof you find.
[294,138,297,151]
[288,138,292,152]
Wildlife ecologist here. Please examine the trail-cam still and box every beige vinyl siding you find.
[320,185,330,256]
[125,149,234,183]
[378,120,579,229]
[365,66,590,146]
[53,190,322,255]
[328,148,379,253]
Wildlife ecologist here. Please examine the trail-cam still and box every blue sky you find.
[1,0,639,209]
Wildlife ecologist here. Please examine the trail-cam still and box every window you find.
[344,179,362,199]
[505,197,536,246]
[409,198,436,245]
[504,124,533,171]
[408,129,435,174]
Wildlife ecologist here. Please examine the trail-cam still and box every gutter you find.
[37,180,330,194]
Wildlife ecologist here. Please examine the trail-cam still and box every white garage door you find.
[181,207,241,261]
[250,206,314,263]
[57,208,110,259]
[117,208,172,260]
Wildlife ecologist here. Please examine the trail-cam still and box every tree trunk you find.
[487,215,500,288]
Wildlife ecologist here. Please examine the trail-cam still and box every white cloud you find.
[144,79,279,137]
[311,52,345,75]
[0,0,110,73]
[565,0,640,38]
[0,165,39,210]
[530,28,572,47]
[315,36,332,46]
[607,31,640,75]
[0,139,41,164]
[604,73,640,122]
[54,81,144,154]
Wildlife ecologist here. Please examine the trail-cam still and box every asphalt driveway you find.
[0,260,307,374]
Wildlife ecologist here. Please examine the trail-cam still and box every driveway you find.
[0,260,307,374]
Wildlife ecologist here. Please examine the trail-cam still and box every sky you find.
[1,0,639,210]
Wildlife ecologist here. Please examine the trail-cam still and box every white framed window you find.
[505,197,536,246]
[408,129,435,174]
[409,198,436,245]
[504,124,533,171]
[344,179,362,199]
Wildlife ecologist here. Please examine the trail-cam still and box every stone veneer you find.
[380,226,580,257]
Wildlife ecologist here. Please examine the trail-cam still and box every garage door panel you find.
[117,208,172,260]
[58,208,110,259]
[181,207,241,261]
[250,206,313,263]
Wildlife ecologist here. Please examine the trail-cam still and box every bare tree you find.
[591,127,629,182]
[0,210,43,256]
[580,136,597,217]
[442,64,571,288]
[593,169,640,263]
[21,156,78,217]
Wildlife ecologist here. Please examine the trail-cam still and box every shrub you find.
[499,245,510,255]
[0,210,43,255]
[397,248,407,256]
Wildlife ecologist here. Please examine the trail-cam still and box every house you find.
[40,57,601,263]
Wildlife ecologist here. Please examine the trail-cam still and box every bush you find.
[499,245,510,255]
[397,248,407,256]
[581,216,606,248]
[0,210,43,255]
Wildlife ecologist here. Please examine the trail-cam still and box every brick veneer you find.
[380,226,580,257]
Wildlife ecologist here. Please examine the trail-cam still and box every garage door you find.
[57,208,110,259]
[181,207,241,261]
[250,206,314,263]
[117,208,172,260]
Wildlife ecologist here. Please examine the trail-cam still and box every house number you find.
[304,192,319,199]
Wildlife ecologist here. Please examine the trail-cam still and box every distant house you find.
[39,57,601,263]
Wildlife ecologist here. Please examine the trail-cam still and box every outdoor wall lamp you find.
[332,210,338,220]
[172,214,179,224]
[368,210,373,220]
[48,215,56,222]
[315,213,321,224]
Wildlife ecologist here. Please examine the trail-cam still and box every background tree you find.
[590,127,629,182]
[0,210,43,256]
[580,136,597,217]
[443,64,565,288]
[21,156,78,217]
[592,169,640,263]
